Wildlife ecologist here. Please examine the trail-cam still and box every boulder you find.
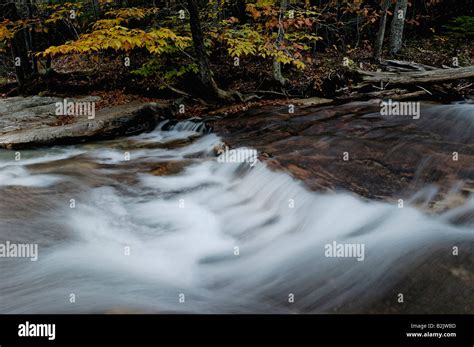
[208,101,474,207]
[0,96,165,149]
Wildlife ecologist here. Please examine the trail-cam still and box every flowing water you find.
[0,105,473,313]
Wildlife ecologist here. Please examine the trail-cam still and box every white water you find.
[0,108,473,313]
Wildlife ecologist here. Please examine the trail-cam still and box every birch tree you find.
[389,0,408,56]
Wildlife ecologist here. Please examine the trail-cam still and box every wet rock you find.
[0,96,166,149]
[365,242,474,314]
[208,101,474,203]
[149,161,190,176]
[208,101,474,314]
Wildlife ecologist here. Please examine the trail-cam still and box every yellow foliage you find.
[93,19,124,30]
[0,20,15,42]
[105,7,159,20]
[43,2,83,24]
[218,24,312,70]
[223,27,263,57]
[0,19,36,43]
[41,26,191,57]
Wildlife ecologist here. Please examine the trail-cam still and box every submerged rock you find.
[0,96,165,149]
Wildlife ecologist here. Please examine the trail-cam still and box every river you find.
[0,104,473,313]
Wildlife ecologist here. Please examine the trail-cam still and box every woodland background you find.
[0,0,473,105]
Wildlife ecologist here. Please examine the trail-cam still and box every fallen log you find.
[355,66,474,85]
[335,89,427,102]
[380,59,437,72]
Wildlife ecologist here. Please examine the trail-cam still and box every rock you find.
[208,101,474,314]
[149,161,190,176]
[0,96,166,149]
[365,242,474,314]
[208,102,474,203]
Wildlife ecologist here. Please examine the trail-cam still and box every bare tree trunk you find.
[389,0,408,56]
[231,0,247,23]
[186,0,234,101]
[91,0,100,20]
[2,1,33,85]
[26,0,38,74]
[273,0,287,85]
[374,0,391,60]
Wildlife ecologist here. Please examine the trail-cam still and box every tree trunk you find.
[389,0,408,56]
[26,0,38,74]
[231,0,247,23]
[273,0,288,86]
[2,2,33,86]
[91,0,100,19]
[186,0,234,101]
[374,0,391,60]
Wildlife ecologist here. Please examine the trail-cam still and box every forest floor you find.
[1,35,472,113]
